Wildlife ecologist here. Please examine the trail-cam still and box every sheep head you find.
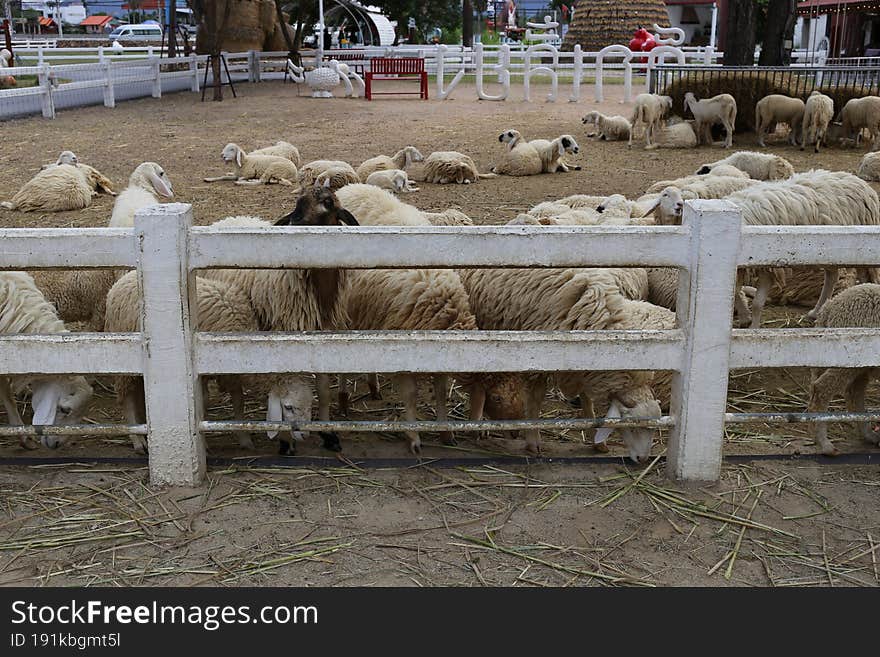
[221,143,243,168]
[596,397,661,464]
[557,135,580,156]
[30,376,94,449]
[56,150,78,166]
[275,186,359,227]
[498,129,523,149]
[130,162,172,198]
[641,187,684,225]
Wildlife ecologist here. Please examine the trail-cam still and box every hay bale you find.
[664,71,872,133]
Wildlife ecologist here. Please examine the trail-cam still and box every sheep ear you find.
[336,208,359,226]
[557,140,566,157]
[31,381,61,426]
[235,148,243,168]
[594,400,622,446]
[149,172,173,198]
[640,197,661,218]
[266,391,282,440]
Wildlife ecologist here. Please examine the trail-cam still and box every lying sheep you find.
[808,283,880,455]
[422,208,473,226]
[801,91,835,153]
[249,140,302,167]
[204,143,298,186]
[840,96,880,149]
[0,272,94,450]
[365,169,419,193]
[2,163,115,212]
[649,120,698,149]
[356,146,424,180]
[695,150,795,180]
[629,93,673,148]
[755,94,805,147]
[297,160,360,191]
[645,172,755,198]
[491,129,544,176]
[684,91,736,148]
[108,162,173,227]
[422,151,497,184]
[40,150,78,170]
[105,270,318,456]
[527,135,582,173]
[582,110,632,141]
[857,151,880,181]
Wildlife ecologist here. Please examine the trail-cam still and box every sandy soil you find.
[1,83,879,587]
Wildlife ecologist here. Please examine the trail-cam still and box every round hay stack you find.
[562,0,670,51]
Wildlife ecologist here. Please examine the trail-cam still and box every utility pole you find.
[55,0,63,38]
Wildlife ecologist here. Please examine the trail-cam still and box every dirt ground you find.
[1,83,879,586]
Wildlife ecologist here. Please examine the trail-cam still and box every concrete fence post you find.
[103,60,115,108]
[189,54,200,92]
[38,64,55,119]
[151,56,161,98]
[135,203,205,487]
[668,200,741,482]
[569,44,583,102]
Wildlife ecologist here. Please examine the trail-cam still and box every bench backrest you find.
[371,57,425,74]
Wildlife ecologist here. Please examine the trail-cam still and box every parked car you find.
[108,24,164,42]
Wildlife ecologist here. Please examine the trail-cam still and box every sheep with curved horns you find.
[204,143,298,186]
[683,92,736,148]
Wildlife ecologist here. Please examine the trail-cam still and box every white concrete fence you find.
[3,200,880,487]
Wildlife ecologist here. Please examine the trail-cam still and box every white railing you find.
[3,201,880,487]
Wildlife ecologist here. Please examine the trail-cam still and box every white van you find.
[108,24,164,42]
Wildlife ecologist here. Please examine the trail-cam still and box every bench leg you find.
[365,73,372,100]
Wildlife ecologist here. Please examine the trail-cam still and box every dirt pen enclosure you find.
[1,82,879,587]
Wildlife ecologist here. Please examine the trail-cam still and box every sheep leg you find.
[228,379,254,450]
[581,394,609,453]
[433,373,455,445]
[338,375,351,417]
[395,373,421,454]
[807,268,839,320]
[522,376,547,455]
[124,379,148,455]
[0,379,37,450]
[845,371,877,444]
[203,173,238,182]
[724,119,734,148]
[733,271,753,328]
[807,367,856,455]
[749,270,774,329]
[757,117,767,147]
[316,374,331,421]
[367,373,382,400]
[234,179,263,186]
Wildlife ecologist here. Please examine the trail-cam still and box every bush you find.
[663,70,877,132]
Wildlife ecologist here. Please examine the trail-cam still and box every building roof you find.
[38,17,55,27]
[81,15,113,27]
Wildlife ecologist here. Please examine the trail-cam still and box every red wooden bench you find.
[365,57,428,100]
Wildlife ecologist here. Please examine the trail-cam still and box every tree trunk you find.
[724,0,758,66]
[463,0,473,47]
[759,0,796,65]
[274,0,295,56]
[167,1,178,58]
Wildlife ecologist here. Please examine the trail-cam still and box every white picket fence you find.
[3,200,880,487]
[1,43,723,120]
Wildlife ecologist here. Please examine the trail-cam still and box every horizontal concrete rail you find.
[0,228,137,269]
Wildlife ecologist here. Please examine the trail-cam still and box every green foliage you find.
[371,1,463,43]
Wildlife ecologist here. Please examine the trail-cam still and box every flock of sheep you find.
[2,97,880,461]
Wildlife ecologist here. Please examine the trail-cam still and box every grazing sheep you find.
[365,169,419,193]
[683,92,737,148]
[801,91,835,153]
[857,151,880,181]
[105,270,320,456]
[807,283,880,455]
[356,146,424,180]
[297,160,360,191]
[695,150,795,180]
[422,151,497,184]
[839,96,880,149]
[249,140,302,167]
[2,164,115,212]
[755,94,805,147]
[527,135,582,173]
[0,272,94,450]
[629,93,673,148]
[204,143,298,186]
[109,162,174,227]
[582,110,632,141]
[460,267,671,460]
[491,129,544,176]
[209,187,358,431]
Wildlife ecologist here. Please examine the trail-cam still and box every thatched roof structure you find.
[563,0,671,51]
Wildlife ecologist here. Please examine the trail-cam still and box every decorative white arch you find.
[594,45,634,103]
[523,43,558,103]
[475,43,510,101]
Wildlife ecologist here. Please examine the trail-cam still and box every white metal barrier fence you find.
[3,201,880,487]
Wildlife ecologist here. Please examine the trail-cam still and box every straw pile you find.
[562,0,671,52]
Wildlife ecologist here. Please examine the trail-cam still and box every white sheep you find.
[297,159,360,191]
[683,91,737,148]
[581,110,632,141]
[2,163,115,212]
[365,169,419,193]
[629,93,673,148]
[40,150,78,170]
[840,96,880,149]
[491,129,544,176]
[108,162,174,227]
[249,140,302,166]
[0,272,94,450]
[356,146,424,180]
[755,94,805,147]
[695,150,795,180]
[645,172,755,197]
[801,91,835,153]
[527,135,582,173]
[857,151,880,181]
[649,119,698,149]
[422,208,473,226]
[104,270,319,456]
[807,283,880,455]
[422,151,497,184]
[204,143,298,186]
